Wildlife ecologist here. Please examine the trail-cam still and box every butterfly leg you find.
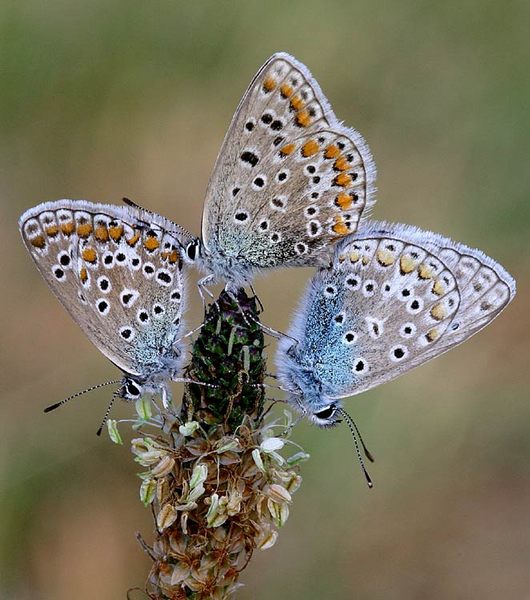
[160,385,173,409]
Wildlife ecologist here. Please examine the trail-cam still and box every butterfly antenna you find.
[122,197,196,241]
[44,380,122,413]
[96,391,120,437]
[338,407,374,488]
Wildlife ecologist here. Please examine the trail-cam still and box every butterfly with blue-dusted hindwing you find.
[19,199,194,423]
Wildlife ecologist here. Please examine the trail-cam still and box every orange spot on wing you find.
[61,221,76,236]
[334,173,352,187]
[279,143,296,156]
[94,225,109,242]
[263,76,276,92]
[30,235,46,249]
[335,193,353,210]
[290,95,304,111]
[280,83,293,98]
[432,279,445,296]
[426,328,440,342]
[109,225,124,242]
[144,236,160,252]
[44,225,59,237]
[161,249,180,264]
[79,267,88,283]
[81,247,97,263]
[334,156,350,171]
[332,216,349,236]
[324,144,340,159]
[430,303,447,321]
[295,110,311,127]
[127,231,141,247]
[301,139,319,157]
[77,222,93,238]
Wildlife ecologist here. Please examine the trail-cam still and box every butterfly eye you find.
[186,240,199,262]
[313,405,336,422]
[125,380,142,400]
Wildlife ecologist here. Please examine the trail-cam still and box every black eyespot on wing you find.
[240,151,259,167]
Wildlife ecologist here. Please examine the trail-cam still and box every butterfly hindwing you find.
[286,221,515,399]
[19,200,190,377]
[201,52,376,270]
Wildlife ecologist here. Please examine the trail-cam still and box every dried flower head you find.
[112,290,308,599]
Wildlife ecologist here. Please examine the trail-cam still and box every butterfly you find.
[275,221,516,483]
[184,51,377,289]
[19,199,194,427]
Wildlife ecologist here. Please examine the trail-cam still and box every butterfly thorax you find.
[196,251,258,288]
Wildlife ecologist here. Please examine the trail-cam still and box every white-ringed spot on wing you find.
[343,331,358,345]
[240,150,259,169]
[119,326,135,341]
[294,242,308,255]
[143,262,155,279]
[304,164,317,176]
[400,323,417,338]
[152,303,166,318]
[344,275,360,290]
[276,169,290,183]
[52,264,66,281]
[137,308,150,325]
[353,357,368,374]
[333,312,345,325]
[252,175,267,190]
[156,269,173,287]
[170,289,181,303]
[381,281,393,297]
[406,297,423,314]
[96,298,110,316]
[258,219,270,232]
[77,290,87,304]
[57,251,72,269]
[323,285,337,298]
[362,280,377,297]
[307,220,321,237]
[234,210,249,224]
[130,254,141,270]
[270,196,288,212]
[244,118,256,132]
[120,288,139,308]
[97,275,112,294]
[389,345,408,362]
[399,287,413,301]
[269,232,281,244]
[102,252,114,268]
[304,205,319,218]
[114,249,127,265]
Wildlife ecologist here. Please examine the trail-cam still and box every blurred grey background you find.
[1,1,529,598]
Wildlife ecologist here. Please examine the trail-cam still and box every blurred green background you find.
[2,1,529,598]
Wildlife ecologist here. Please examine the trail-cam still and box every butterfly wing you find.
[284,220,515,398]
[19,200,191,377]
[201,52,376,269]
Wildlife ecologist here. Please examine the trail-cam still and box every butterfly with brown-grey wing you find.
[19,199,199,433]
[182,51,377,290]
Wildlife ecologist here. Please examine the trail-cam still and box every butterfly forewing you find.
[19,200,190,377]
[286,221,515,399]
[201,52,376,269]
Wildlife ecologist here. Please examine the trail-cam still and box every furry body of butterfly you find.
[276,220,516,427]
